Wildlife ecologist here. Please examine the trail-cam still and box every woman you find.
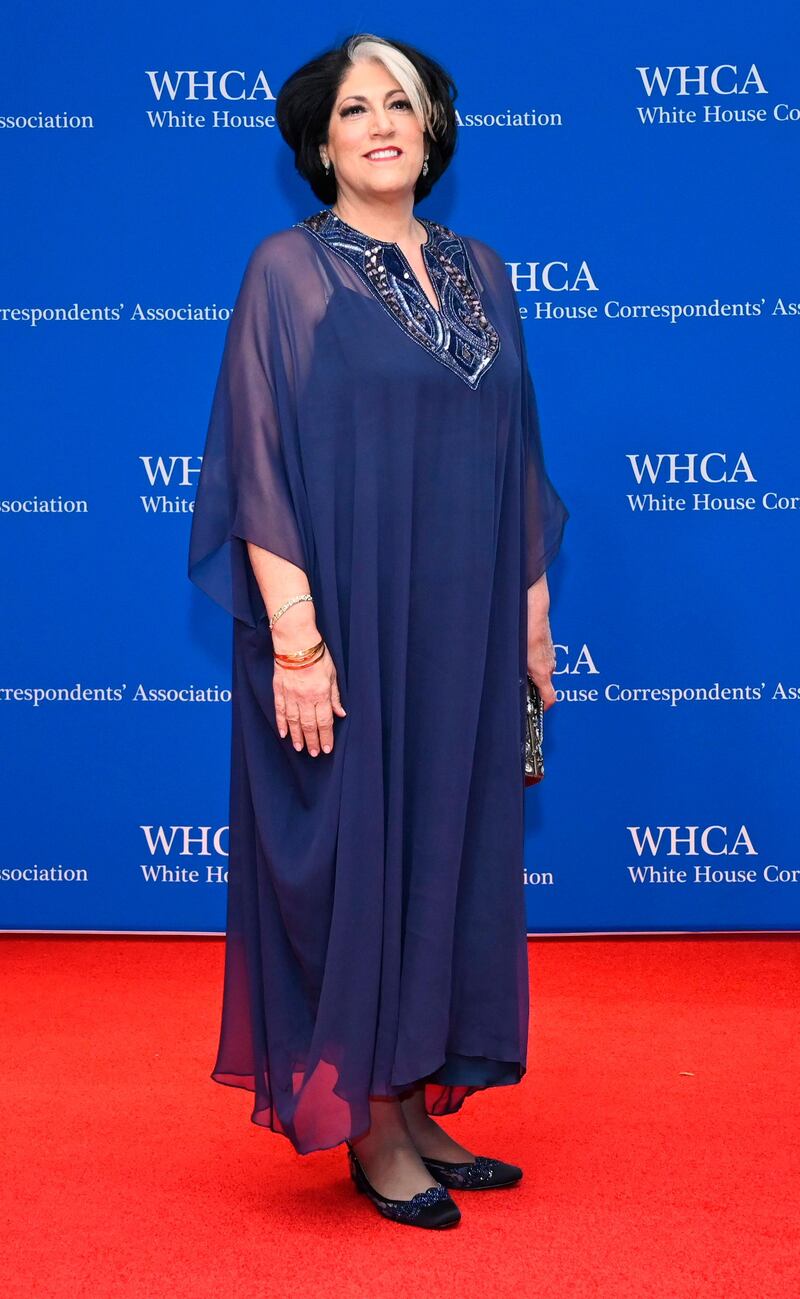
[188,32,568,1229]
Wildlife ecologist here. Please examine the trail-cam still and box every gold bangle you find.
[274,643,326,669]
[273,637,325,662]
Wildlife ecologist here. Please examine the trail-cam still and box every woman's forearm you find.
[246,541,321,648]
[527,571,556,709]
[527,572,550,632]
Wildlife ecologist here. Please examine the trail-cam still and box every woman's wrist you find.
[270,607,322,650]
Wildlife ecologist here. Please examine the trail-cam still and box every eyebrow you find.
[337,89,405,106]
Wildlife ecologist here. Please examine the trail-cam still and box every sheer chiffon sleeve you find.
[188,233,322,627]
[464,234,569,589]
[515,313,570,587]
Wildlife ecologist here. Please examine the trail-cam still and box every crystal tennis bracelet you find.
[268,592,314,630]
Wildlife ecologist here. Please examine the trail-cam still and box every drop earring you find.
[422,155,429,177]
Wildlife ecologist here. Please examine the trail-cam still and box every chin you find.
[364,174,413,192]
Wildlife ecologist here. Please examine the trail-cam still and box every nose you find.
[369,106,395,135]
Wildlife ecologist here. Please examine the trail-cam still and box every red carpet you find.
[3,933,798,1298]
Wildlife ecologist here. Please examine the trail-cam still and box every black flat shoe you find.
[346,1143,461,1228]
[419,1153,523,1190]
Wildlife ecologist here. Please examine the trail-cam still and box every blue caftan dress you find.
[188,208,568,1155]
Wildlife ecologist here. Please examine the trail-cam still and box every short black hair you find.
[276,33,459,205]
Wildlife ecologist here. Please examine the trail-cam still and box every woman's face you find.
[323,58,426,205]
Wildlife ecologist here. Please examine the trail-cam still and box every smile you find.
[364,148,403,161]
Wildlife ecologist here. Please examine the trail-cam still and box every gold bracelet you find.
[273,637,325,662]
[274,643,326,669]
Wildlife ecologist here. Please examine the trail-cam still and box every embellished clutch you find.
[524,674,544,786]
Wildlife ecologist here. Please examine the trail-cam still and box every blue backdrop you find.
[2,1,798,934]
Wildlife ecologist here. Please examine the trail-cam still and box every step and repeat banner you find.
[2,2,798,934]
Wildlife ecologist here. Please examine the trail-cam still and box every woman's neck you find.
[330,198,424,246]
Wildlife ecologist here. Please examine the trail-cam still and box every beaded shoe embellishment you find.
[374,1181,452,1222]
[420,1153,523,1190]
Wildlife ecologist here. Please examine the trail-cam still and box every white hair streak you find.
[344,33,445,140]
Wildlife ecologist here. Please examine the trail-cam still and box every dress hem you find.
[210,1061,527,1157]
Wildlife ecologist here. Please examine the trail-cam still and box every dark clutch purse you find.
[523,673,544,786]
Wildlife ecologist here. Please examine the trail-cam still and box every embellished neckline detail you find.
[328,208,434,250]
[295,207,500,390]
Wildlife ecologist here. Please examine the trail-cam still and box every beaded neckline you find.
[295,207,500,390]
[327,208,434,250]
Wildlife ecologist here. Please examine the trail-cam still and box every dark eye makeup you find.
[340,98,412,117]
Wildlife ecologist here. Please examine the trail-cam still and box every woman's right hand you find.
[273,643,347,756]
